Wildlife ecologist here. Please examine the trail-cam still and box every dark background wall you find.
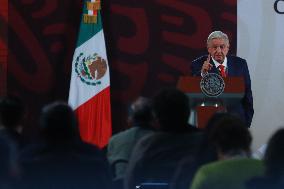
[0,0,8,97]
[0,0,236,138]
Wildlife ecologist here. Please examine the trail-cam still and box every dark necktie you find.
[218,64,226,78]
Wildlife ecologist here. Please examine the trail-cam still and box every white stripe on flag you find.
[68,30,110,110]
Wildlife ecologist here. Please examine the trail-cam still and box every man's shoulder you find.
[109,127,137,142]
[192,55,208,64]
[109,127,153,145]
[200,158,263,173]
[227,55,246,63]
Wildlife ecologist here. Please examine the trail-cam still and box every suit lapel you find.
[227,56,236,76]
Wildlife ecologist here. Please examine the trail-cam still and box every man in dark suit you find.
[191,31,254,127]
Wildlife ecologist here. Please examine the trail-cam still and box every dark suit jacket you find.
[124,128,204,189]
[191,55,254,127]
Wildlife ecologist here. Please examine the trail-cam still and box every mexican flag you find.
[68,0,112,148]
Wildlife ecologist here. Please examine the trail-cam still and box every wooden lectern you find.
[177,76,245,129]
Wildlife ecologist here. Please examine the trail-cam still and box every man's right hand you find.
[201,55,213,75]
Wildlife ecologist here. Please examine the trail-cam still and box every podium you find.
[177,76,245,129]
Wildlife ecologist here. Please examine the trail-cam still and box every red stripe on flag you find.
[75,86,112,148]
[92,10,98,15]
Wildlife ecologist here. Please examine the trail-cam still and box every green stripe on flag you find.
[76,0,103,47]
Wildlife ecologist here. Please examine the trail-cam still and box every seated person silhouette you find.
[247,128,284,189]
[19,101,112,189]
[0,136,20,189]
[0,95,25,149]
[107,97,155,181]
[124,88,203,189]
[190,113,264,189]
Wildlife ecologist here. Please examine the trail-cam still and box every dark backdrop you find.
[2,0,236,138]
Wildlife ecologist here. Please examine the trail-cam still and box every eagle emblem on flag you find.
[75,52,107,86]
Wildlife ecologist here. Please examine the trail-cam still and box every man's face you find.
[207,38,229,63]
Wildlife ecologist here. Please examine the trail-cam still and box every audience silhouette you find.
[0,95,25,149]
[247,128,284,189]
[1,90,284,189]
[190,113,264,189]
[107,97,155,182]
[124,88,203,189]
[19,101,112,189]
[170,113,228,189]
[0,136,20,189]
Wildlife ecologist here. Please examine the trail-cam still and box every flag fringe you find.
[87,2,101,11]
[83,14,97,24]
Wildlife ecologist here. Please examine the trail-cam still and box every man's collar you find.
[211,56,227,68]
